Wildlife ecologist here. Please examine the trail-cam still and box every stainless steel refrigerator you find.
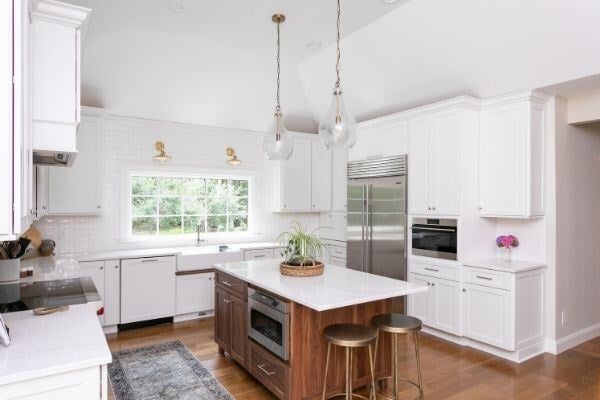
[346,155,407,281]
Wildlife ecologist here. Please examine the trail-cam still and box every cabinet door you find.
[331,148,348,211]
[479,103,527,217]
[431,278,461,335]
[229,294,248,366]
[408,273,433,325]
[243,249,274,261]
[176,273,214,315]
[77,261,105,325]
[120,257,176,324]
[463,283,512,350]
[408,117,431,215]
[214,287,230,352]
[430,112,460,215]
[280,140,311,211]
[311,140,332,211]
[47,114,103,215]
[103,260,120,326]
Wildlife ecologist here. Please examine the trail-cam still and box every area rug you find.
[108,341,234,400]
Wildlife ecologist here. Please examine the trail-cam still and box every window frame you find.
[121,166,256,241]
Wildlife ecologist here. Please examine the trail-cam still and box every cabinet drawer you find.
[215,271,247,300]
[330,256,346,267]
[411,260,459,281]
[463,267,510,290]
[329,245,346,260]
[249,341,289,399]
[244,249,274,261]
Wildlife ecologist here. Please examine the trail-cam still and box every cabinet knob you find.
[114,265,119,269]
[97,205,102,209]
[99,267,104,270]
[462,288,466,292]
[431,282,435,286]
[478,206,483,210]
[29,209,36,216]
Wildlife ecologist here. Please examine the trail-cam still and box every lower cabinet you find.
[77,259,120,326]
[175,272,214,315]
[243,248,275,261]
[215,282,248,367]
[408,272,461,336]
[249,340,290,400]
[120,256,176,324]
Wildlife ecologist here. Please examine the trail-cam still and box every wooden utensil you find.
[21,226,43,249]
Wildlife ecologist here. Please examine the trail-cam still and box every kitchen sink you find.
[176,246,243,271]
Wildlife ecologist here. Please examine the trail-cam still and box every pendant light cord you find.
[276,20,281,112]
[335,0,342,90]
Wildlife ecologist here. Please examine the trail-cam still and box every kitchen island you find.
[212,260,427,400]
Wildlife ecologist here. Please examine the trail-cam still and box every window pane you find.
[183,197,206,215]
[183,216,206,234]
[229,215,248,232]
[132,176,158,195]
[207,216,227,232]
[208,197,227,214]
[183,178,205,196]
[159,197,182,215]
[132,217,157,236]
[132,196,157,216]
[158,177,182,196]
[207,179,228,198]
[159,216,182,235]
[229,197,248,214]
[231,180,248,197]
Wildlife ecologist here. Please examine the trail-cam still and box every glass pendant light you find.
[318,0,357,149]
[263,14,293,160]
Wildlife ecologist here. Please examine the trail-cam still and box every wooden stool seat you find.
[372,314,422,334]
[324,323,378,347]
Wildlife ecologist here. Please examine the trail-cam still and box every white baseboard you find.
[103,325,118,334]
[173,311,214,323]
[545,322,600,355]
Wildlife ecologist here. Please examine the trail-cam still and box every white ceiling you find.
[67,0,404,133]
[299,0,600,124]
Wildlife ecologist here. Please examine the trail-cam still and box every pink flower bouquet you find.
[496,235,519,249]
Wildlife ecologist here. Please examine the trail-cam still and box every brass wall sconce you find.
[153,141,172,164]
[226,147,242,165]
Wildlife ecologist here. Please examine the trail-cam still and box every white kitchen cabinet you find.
[30,0,90,158]
[272,134,333,212]
[408,273,461,335]
[319,211,347,242]
[478,92,547,218]
[103,259,120,326]
[77,261,106,325]
[121,256,176,324]
[408,111,460,216]
[408,273,433,326]
[176,272,214,315]
[463,282,511,349]
[244,248,275,260]
[350,120,408,162]
[37,107,106,215]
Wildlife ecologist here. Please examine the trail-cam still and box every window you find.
[129,173,249,237]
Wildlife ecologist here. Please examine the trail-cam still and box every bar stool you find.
[372,314,424,400]
[322,323,378,400]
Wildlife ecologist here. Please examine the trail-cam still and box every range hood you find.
[33,150,78,167]
[32,120,80,167]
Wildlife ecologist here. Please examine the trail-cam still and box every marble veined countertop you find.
[213,260,428,312]
[463,258,546,273]
[0,303,111,385]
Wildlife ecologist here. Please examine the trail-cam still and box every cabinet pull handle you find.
[424,267,439,272]
[99,267,104,270]
[253,255,266,258]
[223,299,232,304]
[222,280,235,287]
[141,258,159,263]
[257,363,275,376]
[475,275,493,281]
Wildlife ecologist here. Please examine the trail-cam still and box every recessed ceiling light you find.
[306,41,322,50]
[381,0,399,3]
[166,0,184,12]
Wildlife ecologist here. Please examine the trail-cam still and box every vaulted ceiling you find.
[69,0,600,133]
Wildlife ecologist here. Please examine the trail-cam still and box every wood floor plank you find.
[105,318,600,400]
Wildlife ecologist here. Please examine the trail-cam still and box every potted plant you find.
[278,221,326,277]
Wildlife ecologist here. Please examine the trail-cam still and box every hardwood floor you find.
[106,318,600,399]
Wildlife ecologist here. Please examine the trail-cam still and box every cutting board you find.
[21,226,43,249]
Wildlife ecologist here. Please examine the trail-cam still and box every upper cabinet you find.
[31,0,90,164]
[350,120,408,161]
[272,134,332,212]
[478,92,547,218]
[408,110,461,216]
[37,107,106,217]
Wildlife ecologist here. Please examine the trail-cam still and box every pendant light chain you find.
[335,0,342,90]
[275,20,282,112]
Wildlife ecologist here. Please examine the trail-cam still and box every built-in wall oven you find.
[248,288,290,361]
[411,218,458,261]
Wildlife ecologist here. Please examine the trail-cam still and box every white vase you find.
[0,259,20,282]
[503,247,512,262]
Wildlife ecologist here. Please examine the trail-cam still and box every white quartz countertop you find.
[463,258,546,273]
[0,303,112,385]
[213,260,428,312]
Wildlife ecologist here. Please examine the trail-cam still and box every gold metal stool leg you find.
[322,342,332,400]
[368,343,376,400]
[414,332,424,400]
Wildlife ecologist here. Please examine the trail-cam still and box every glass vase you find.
[503,247,512,262]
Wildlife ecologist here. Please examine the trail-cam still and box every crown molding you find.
[31,0,91,27]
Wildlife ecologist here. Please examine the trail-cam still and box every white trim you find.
[119,165,257,241]
[545,322,600,355]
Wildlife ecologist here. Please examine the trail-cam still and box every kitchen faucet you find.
[196,224,207,247]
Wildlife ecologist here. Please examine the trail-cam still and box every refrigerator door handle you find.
[366,184,373,274]
[362,184,366,272]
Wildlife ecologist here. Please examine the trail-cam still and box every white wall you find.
[34,114,320,255]
[555,109,600,339]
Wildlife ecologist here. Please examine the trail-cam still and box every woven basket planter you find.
[279,261,324,277]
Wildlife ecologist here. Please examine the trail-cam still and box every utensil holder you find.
[0,259,20,282]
